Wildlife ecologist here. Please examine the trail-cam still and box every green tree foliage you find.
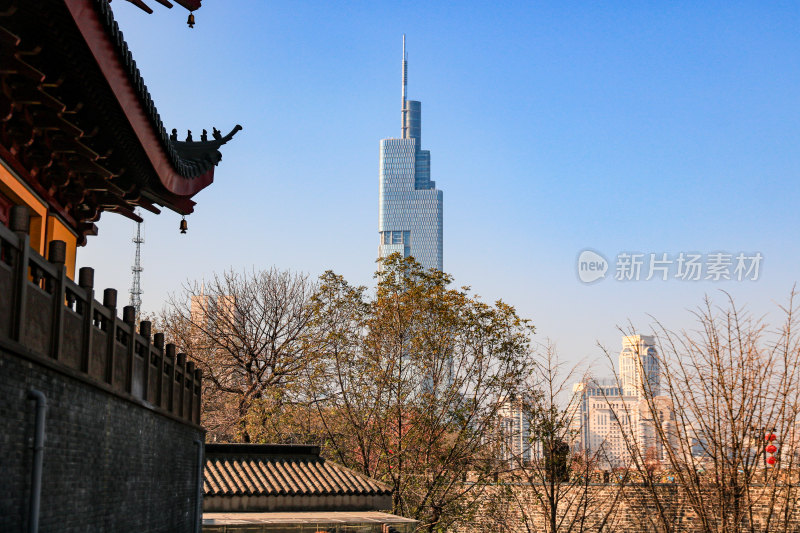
[307,253,536,531]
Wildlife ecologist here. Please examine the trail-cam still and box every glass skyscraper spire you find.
[378,36,443,272]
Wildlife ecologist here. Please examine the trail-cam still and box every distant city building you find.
[620,334,660,397]
[498,395,541,464]
[378,36,443,272]
[190,292,212,329]
[568,378,625,461]
[190,290,236,335]
[567,335,675,467]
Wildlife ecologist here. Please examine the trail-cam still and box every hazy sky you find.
[79,1,800,372]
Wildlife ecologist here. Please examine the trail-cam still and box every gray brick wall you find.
[0,348,204,533]
[459,482,800,532]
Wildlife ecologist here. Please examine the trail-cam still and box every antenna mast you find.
[401,34,408,138]
[130,210,144,318]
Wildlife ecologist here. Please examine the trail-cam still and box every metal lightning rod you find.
[402,34,408,138]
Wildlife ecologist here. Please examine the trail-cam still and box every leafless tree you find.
[605,290,800,533]
[485,343,625,533]
[160,268,316,442]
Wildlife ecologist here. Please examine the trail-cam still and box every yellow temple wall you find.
[0,161,78,279]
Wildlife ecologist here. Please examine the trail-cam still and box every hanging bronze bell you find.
[180,217,188,234]
[187,12,195,28]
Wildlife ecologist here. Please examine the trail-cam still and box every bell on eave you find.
[187,12,195,28]
[180,216,188,234]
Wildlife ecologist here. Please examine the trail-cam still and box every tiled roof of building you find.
[204,444,391,498]
[0,0,241,239]
[93,0,240,180]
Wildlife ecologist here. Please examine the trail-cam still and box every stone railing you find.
[0,206,200,425]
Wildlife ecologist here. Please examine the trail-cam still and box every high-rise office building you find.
[566,335,672,467]
[498,394,542,465]
[378,36,443,272]
[190,291,237,338]
[619,334,659,397]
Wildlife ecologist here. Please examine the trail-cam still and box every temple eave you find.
[0,0,240,244]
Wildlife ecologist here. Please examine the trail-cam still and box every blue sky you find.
[79,1,800,371]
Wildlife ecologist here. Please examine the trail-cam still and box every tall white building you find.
[190,293,212,330]
[378,36,443,272]
[498,395,541,464]
[567,335,672,467]
[190,291,236,338]
[620,334,659,397]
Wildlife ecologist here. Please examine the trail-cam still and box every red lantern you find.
[766,433,777,442]
[766,456,777,466]
[766,444,777,454]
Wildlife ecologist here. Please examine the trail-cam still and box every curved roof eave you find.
[64,0,222,201]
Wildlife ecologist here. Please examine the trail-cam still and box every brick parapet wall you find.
[0,340,204,532]
[0,218,202,425]
[458,482,800,532]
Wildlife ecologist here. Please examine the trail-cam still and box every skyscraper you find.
[498,394,542,464]
[619,334,659,397]
[378,36,443,272]
[566,335,671,467]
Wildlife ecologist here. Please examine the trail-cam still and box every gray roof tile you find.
[204,444,391,498]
